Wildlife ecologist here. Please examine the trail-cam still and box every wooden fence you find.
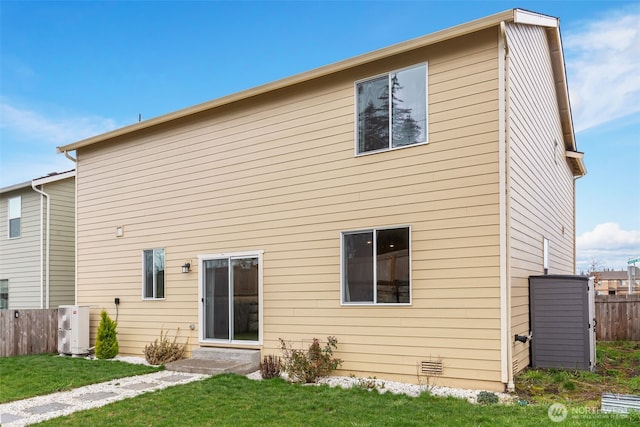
[595,295,640,341]
[0,309,58,357]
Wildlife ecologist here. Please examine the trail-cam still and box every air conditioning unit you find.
[58,305,90,356]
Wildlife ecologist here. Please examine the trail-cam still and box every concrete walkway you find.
[0,371,210,426]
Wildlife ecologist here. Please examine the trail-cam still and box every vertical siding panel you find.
[506,23,577,371]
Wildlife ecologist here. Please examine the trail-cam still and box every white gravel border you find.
[246,371,514,404]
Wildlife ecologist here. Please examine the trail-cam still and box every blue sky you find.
[1,1,639,272]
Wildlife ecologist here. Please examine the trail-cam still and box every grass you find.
[3,342,638,426]
[35,374,635,427]
[515,341,640,407]
[0,354,162,403]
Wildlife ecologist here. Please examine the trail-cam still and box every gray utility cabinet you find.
[529,275,596,371]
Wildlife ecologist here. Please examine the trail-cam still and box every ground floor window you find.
[142,248,165,299]
[342,226,411,305]
[0,279,8,309]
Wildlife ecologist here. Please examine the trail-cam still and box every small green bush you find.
[260,355,282,379]
[144,328,187,365]
[477,391,499,405]
[95,310,119,359]
[279,336,342,383]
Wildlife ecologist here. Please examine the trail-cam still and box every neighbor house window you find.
[0,279,8,309]
[342,227,410,304]
[8,196,21,238]
[356,63,427,154]
[143,249,165,299]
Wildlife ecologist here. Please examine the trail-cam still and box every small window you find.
[143,249,165,299]
[342,227,410,304]
[356,63,427,154]
[0,279,8,309]
[8,196,21,238]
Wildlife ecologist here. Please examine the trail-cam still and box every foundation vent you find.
[420,360,443,376]
[512,359,519,375]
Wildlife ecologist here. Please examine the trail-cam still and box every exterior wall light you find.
[182,262,191,273]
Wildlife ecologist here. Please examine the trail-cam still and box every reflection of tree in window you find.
[357,76,389,153]
[357,64,426,154]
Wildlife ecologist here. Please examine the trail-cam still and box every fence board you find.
[595,295,640,341]
[0,309,59,357]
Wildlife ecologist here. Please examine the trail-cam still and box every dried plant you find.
[279,336,342,383]
[144,328,188,365]
[260,355,282,379]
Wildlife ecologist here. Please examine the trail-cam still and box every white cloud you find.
[0,99,120,187]
[564,8,640,132]
[576,222,640,272]
[0,99,118,146]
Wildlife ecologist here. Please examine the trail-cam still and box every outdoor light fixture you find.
[181,262,191,273]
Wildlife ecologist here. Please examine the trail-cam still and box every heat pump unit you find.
[58,305,90,356]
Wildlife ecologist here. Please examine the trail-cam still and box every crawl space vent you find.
[420,360,443,375]
[512,359,519,375]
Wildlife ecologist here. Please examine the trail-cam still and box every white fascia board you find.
[565,150,584,159]
[32,170,76,186]
[514,9,558,28]
[0,181,32,194]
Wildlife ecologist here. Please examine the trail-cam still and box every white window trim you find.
[340,225,412,306]
[543,238,549,275]
[141,248,165,300]
[198,250,264,345]
[8,196,21,239]
[354,62,429,157]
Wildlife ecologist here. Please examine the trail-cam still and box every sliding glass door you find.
[201,253,260,343]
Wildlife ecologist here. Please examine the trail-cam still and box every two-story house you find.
[594,267,640,295]
[56,9,585,391]
[0,170,76,309]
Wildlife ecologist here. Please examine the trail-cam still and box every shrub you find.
[95,310,119,359]
[144,328,187,365]
[353,375,385,392]
[477,391,499,405]
[279,336,342,383]
[260,355,282,379]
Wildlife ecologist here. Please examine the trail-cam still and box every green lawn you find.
[36,374,634,426]
[0,354,161,403]
[3,343,638,426]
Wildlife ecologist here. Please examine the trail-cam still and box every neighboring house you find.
[57,9,585,391]
[594,267,640,295]
[0,170,76,309]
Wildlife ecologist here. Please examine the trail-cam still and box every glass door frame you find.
[198,250,263,345]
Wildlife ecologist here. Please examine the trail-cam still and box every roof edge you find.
[57,9,519,153]
[32,169,76,186]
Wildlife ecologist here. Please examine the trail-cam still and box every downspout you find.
[31,182,50,309]
[498,21,515,393]
[63,151,78,304]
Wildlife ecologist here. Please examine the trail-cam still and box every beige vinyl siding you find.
[76,28,503,390]
[44,177,76,308]
[0,189,42,308]
[506,23,577,370]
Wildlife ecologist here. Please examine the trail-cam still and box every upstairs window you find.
[143,248,165,299]
[342,226,411,304]
[8,196,21,238]
[356,63,427,154]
